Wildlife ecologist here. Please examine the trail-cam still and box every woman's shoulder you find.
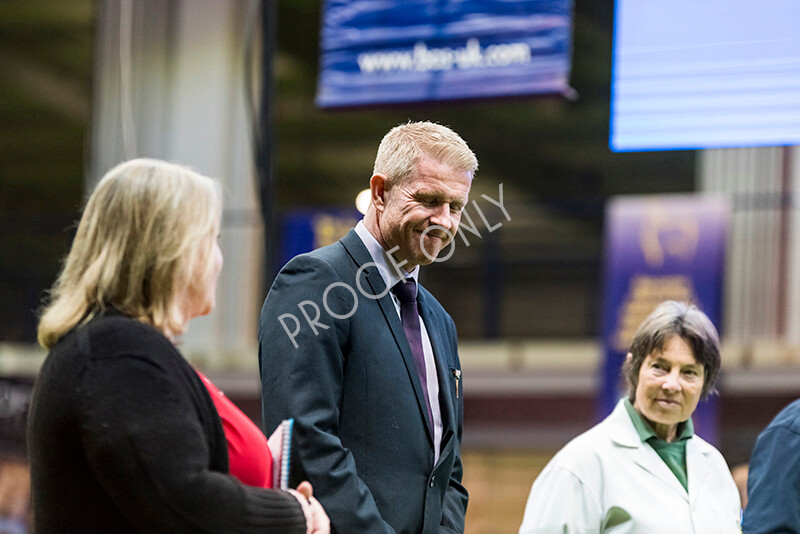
[547,421,613,471]
[61,313,198,401]
[42,313,182,385]
[83,312,175,356]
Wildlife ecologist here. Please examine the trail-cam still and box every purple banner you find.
[600,195,728,443]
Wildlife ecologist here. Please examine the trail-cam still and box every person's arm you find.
[80,353,308,534]
[518,463,602,534]
[439,318,468,534]
[260,255,396,534]
[743,425,800,533]
[439,436,468,534]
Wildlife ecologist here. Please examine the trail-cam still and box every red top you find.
[196,371,272,488]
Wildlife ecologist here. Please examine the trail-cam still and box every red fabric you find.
[196,371,272,488]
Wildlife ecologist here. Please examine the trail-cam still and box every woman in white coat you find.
[519,301,741,533]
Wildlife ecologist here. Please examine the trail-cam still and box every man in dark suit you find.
[743,399,800,532]
[259,121,477,534]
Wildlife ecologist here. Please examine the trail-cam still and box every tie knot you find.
[392,279,417,304]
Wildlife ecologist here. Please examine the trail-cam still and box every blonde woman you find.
[28,159,329,534]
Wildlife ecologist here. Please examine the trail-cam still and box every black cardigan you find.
[27,311,306,533]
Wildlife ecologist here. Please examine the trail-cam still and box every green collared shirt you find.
[623,398,693,491]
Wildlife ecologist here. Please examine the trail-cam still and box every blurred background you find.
[1,1,799,532]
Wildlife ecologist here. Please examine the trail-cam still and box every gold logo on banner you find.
[639,201,699,268]
[612,203,701,351]
[613,275,697,351]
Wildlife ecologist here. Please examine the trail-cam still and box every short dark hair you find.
[623,301,721,401]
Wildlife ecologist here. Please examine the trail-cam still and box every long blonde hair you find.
[38,158,222,348]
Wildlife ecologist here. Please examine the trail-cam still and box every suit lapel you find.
[340,231,434,446]
[418,290,455,448]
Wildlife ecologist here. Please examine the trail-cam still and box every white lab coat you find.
[519,400,741,534]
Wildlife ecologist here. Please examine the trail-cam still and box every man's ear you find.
[370,174,388,212]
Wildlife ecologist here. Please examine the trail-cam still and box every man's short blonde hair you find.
[373,121,478,185]
[38,158,221,347]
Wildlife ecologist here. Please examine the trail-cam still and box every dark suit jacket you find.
[743,398,800,532]
[259,229,468,534]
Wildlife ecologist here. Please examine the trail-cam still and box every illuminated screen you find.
[610,0,800,151]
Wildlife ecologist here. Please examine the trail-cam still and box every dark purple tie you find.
[392,278,434,434]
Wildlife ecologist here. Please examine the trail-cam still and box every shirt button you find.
[429,475,436,487]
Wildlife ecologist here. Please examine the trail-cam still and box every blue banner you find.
[281,209,361,267]
[317,0,574,108]
[600,195,728,443]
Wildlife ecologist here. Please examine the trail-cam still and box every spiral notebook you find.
[266,418,294,490]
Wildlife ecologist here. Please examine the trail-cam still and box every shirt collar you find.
[623,397,694,444]
[354,220,420,291]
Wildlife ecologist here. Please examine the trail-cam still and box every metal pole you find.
[257,0,278,291]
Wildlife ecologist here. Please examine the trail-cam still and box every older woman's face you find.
[633,336,704,440]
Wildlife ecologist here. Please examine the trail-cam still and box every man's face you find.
[377,154,472,271]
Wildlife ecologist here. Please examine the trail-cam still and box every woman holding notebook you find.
[28,159,329,534]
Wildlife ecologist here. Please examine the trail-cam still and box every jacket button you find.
[429,475,436,487]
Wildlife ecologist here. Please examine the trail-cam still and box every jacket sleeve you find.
[439,428,467,534]
[79,353,306,534]
[743,425,800,533]
[518,462,603,534]
[440,317,468,534]
[259,255,396,534]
